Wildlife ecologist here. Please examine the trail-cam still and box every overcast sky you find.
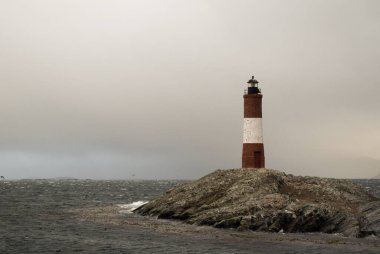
[0,0,379,179]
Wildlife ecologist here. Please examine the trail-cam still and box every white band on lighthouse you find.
[243,118,263,143]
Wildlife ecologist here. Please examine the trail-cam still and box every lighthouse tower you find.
[242,76,265,168]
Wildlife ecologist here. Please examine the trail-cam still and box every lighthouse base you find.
[242,143,265,168]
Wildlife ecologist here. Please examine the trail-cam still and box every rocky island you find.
[135,168,380,237]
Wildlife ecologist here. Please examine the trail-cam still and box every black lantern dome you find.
[246,75,261,94]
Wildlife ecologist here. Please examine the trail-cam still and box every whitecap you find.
[117,201,148,214]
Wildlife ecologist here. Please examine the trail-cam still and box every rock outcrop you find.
[135,168,380,237]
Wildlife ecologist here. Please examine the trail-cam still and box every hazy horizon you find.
[1,0,379,179]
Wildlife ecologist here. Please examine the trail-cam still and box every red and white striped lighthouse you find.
[242,76,265,168]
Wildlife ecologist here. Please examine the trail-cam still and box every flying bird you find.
[0,176,5,180]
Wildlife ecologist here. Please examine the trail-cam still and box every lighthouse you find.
[242,76,265,168]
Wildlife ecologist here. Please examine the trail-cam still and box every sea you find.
[0,178,379,254]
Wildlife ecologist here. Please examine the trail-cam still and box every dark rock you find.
[135,168,379,237]
[358,201,380,237]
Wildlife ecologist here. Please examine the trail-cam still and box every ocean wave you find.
[117,201,148,213]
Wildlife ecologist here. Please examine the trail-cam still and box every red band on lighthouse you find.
[242,76,265,169]
[244,94,262,118]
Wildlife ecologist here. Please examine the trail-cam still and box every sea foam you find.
[117,201,148,213]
